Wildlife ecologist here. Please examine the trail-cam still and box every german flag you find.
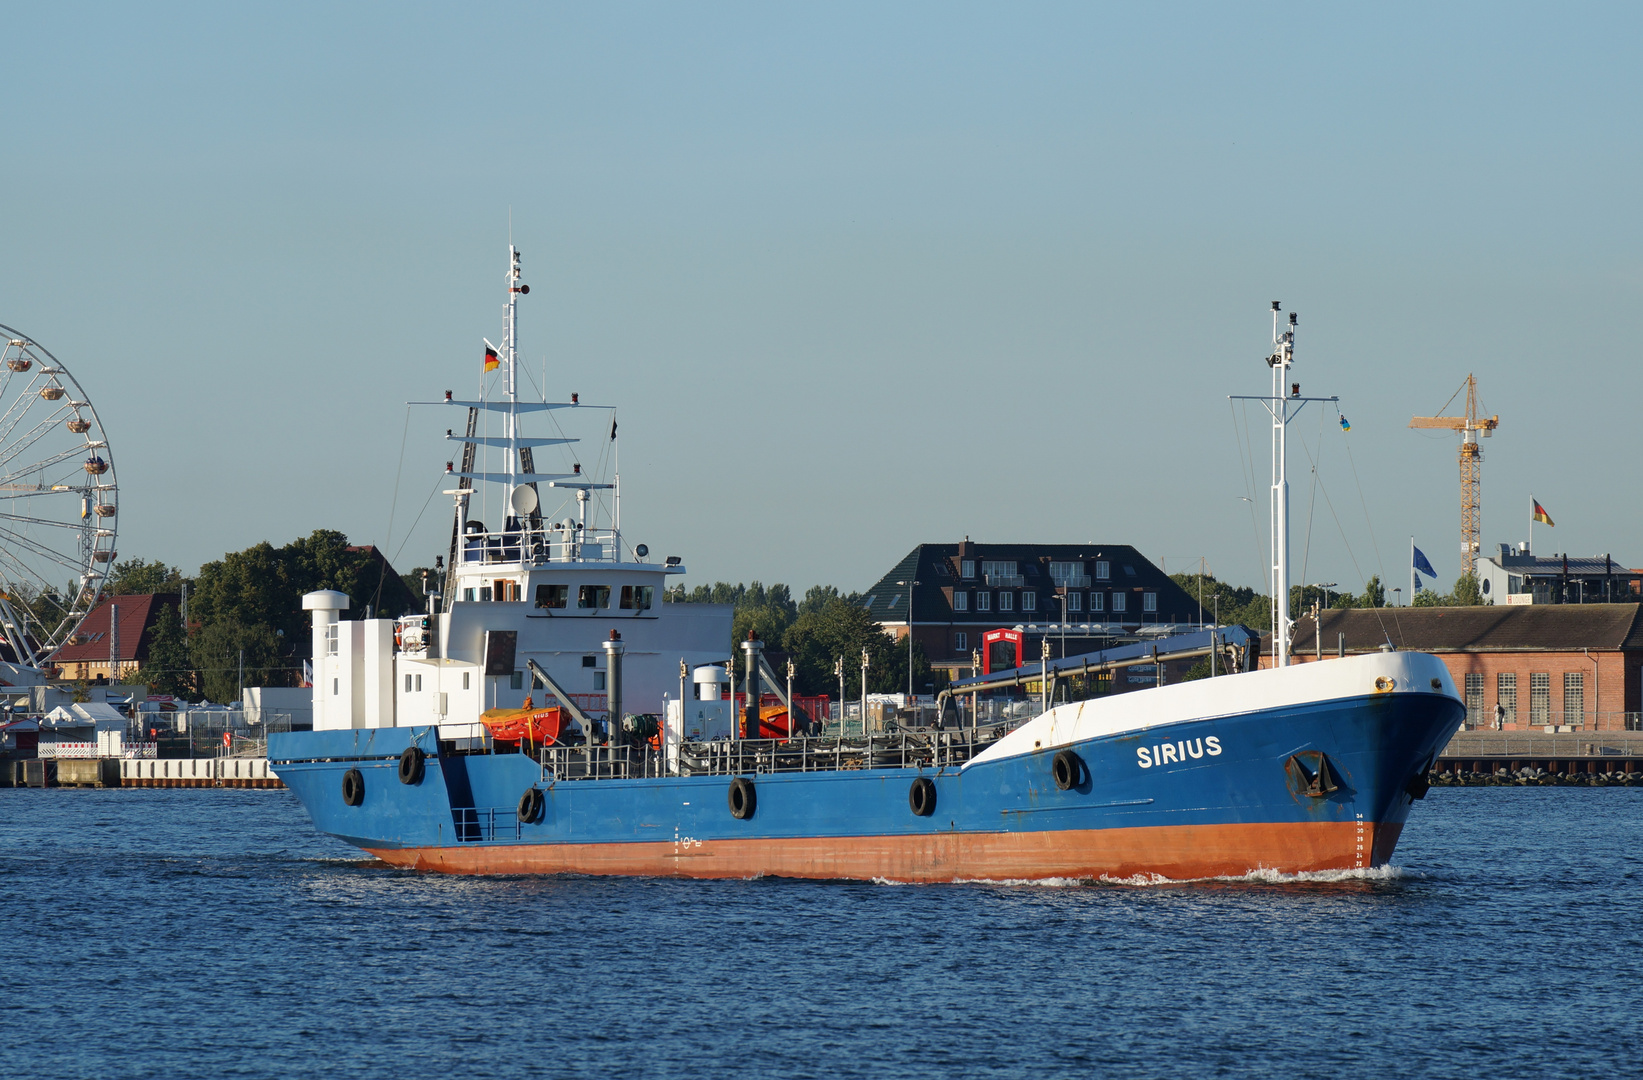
[483,343,500,372]
[1532,499,1554,527]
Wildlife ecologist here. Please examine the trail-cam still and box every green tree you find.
[190,618,283,703]
[781,597,927,697]
[107,558,188,595]
[1412,572,1487,607]
[134,603,195,697]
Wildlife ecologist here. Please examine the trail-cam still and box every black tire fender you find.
[398,746,425,785]
[341,767,365,807]
[909,776,937,817]
[1052,749,1083,791]
[728,777,756,820]
[517,786,545,824]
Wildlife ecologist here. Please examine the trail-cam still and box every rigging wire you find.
[1296,402,1326,605]
[1339,422,1402,646]
[390,470,452,568]
[1229,399,1267,592]
[372,405,413,612]
[1291,413,1391,646]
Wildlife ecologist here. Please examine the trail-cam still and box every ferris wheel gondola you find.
[0,324,118,670]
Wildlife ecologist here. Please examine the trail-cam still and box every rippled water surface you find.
[3,786,1639,1078]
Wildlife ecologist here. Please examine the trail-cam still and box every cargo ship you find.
[268,265,1463,882]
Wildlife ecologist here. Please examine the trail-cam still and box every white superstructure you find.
[305,246,732,733]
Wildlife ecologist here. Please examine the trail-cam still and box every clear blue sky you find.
[3,2,1637,600]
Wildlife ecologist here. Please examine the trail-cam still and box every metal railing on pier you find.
[1441,731,1643,758]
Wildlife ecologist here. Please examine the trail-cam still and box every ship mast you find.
[505,246,523,499]
[1230,303,1336,669]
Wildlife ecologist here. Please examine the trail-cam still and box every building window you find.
[999,592,1014,612]
[479,586,493,602]
[332,678,338,696]
[1465,673,1484,724]
[1049,562,1091,588]
[976,592,991,612]
[982,561,1022,586]
[620,585,654,610]
[1021,592,1036,612]
[1143,591,1157,613]
[953,591,968,612]
[535,584,568,609]
[1112,592,1127,613]
[960,560,976,579]
[1090,592,1104,612]
[405,674,413,693]
[955,631,968,652]
[578,585,611,609]
[1563,672,1585,726]
[594,671,607,691]
[1530,672,1550,724]
[463,672,471,690]
[463,587,476,602]
[415,674,422,692]
[324,623,338,656]
[1067,592,1082,612]
[1497,672,1517,723]
[510,671,523,690]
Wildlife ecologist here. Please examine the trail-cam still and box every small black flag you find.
[610,419,618,440]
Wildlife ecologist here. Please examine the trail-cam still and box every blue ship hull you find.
[269,685,1461,882]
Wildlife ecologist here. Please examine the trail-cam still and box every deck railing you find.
[537,728,1012,783]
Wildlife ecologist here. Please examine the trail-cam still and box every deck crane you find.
[1409,374,1500,578]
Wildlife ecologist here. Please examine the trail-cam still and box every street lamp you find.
[1310,582,1337,610]
[896,579,920,712]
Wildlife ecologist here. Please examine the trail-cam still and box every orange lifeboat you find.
[480,697,566,746]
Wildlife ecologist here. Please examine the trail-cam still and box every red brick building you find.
[1286,604,1643,732]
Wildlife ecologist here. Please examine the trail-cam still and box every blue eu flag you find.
[1413,546,1437,579]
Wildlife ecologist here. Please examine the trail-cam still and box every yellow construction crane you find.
[1409,374,1500,577]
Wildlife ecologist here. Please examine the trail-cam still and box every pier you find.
[1433,730,1641,785]
[3,757,284,789]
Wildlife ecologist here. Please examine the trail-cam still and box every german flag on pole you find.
[483,342,500,372]
[1532,498,1554,527]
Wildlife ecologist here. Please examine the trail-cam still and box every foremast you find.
[1231,303,1337,669]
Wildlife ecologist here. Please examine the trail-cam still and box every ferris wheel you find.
[0,324,118,669]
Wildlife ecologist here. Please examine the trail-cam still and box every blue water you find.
[3,787,1639,1079]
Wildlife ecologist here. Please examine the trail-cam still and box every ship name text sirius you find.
[269,269,1464,883]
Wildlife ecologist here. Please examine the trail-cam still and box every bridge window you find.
[578,585,611,609]
[535,584,568,609]
[620,585,654,610]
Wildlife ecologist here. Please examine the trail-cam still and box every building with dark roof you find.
[864,541,1204,677]
[52,593,181,683]
[1475,543,1641,606]
[1286,604,1643,732]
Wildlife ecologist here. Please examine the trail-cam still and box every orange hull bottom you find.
[365,820,1405,882]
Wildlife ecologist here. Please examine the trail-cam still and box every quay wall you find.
[1,757,284,788]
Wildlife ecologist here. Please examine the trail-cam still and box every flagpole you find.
[1411,536,1416,606]
[1529,495,1534,556]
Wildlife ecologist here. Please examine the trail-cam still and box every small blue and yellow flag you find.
[1339,415,1351,431]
